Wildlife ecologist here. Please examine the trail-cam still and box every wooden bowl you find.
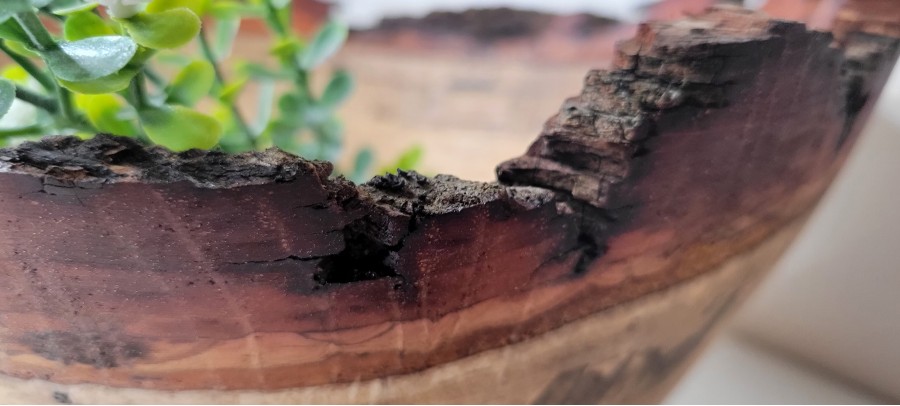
[0,5,897,404]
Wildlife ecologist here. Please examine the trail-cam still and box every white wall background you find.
[331,0,658,28]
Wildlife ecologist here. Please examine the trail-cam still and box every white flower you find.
[97,0,149,19]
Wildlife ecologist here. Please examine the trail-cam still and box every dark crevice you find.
[226,255,319,266]
[52,391,72,405]
[836,33,899,149]
[524,219,608,278]
[838,79,868,149]
[311,171,426,287]
[571,201,612,276]
[572,231,606,275]
[312,170,557,287]
[314,228,403,285]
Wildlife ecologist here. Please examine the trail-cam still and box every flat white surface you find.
[330,0,658,28]
[665,334,884,404]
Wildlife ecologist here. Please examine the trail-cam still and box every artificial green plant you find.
[0,0,421,182]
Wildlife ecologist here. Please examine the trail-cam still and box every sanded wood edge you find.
[0,211,809,404]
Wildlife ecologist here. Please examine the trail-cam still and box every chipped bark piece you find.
[498,5,896,213]
[0,6,898,404]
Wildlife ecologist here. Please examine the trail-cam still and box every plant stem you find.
[13,12,56,52]
[0,124,44,139]
[198,26,226,84]
[143,67,167,90]
[198,26,256,147]
[14,87,58,114]
[129,72,149,109]
[57,86,76,119]
[261,0,311,99]
[262,0,288,37]
[123,73,152,143]
[0,40,55,92]
[4,11,96,136]
[53,82,94,133]
[38,8,66,22]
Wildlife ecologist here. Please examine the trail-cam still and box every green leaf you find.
[11,10,54,51]
[146,0,211,16]
[74,93,138,136]
[270,0,291,9]
[396,145,424,170]
[0,19,31,44]
[1,66,29,83]
[217,128,254,152]
[212,101,248,151]
[51,0,100,15]
[380,145,424,174]
[118,8,200,50]
[58,66,140,94]
[212,16,240,61]
[350,147,374,184]
[43,36,137,82]
[0,1,32,24]
[30,0,53,7]
[0,79,16,120]
[312,116,343,161]
[303,104,329,127]
[165,60,214,106]
[270,36,302,60]
[64,10,115,41]
[276,92,307,127]
[237,61,291,80]
[217,77,246,104]
[277,91,329,130]
[268,118,301,153]
[155,50,192,66]
[211,100,234,125]
[320,69,353,108]
[0,125,43,142]
[130,44,157,65]
[210,1,263,19]
[57,45,151,94]
[298,21,347,69]
[251,79,275,134]
[1,38,39,57]
[272,1,291,30]
[139,105,222,151]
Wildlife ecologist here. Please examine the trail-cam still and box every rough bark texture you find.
[0,5,897,404]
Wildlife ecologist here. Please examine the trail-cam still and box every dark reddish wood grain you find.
[0,6,897,394]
